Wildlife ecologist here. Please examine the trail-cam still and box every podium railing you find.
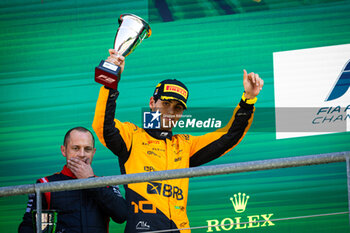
[1,151,349,233]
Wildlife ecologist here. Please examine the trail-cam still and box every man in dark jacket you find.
[18,126,127,233]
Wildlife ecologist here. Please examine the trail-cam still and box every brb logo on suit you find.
[273,44,350,139]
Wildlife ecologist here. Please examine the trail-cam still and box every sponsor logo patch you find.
[147,151,161,158]
[144,166,156,172]
[147,182,184,200]
[164,84,188,99]
[136,221,150,230]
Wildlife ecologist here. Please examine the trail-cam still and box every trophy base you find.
[95,60,121,89]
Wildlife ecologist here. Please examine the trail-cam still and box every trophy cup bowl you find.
[95,14,151,89]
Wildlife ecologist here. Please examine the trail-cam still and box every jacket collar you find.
[61,165,77,179]
[144,129,173,140]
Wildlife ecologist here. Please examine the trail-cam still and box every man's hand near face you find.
[67,157,95,179]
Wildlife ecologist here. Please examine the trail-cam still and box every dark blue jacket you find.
[18,165,127,233]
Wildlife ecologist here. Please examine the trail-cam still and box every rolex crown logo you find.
[230,192,249,213]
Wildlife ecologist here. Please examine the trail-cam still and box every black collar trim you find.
[144,129,173,140]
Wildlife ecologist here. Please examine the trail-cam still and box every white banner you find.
[273,44,350,139]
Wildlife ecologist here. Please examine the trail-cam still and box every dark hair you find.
[63,127,95,147]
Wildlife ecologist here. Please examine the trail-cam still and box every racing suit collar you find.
[144,129,173,140]
[61,165,77,179]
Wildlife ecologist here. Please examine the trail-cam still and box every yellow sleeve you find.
[92,86,135,154]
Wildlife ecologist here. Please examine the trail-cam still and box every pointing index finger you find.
[243,69,248,81]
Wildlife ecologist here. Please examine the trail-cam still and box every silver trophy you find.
[95,14,151,89]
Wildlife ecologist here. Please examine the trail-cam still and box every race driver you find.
[92,49,264,233]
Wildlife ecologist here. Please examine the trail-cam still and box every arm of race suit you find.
[86,185,127,224]
[92,86,134,159]
[189,99,255,167]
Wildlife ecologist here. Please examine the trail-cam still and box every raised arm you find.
[92,50,134,158]
[189,70,263,167]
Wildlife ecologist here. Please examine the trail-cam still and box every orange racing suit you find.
[92,86,255,232]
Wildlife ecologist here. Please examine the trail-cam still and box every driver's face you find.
[150,98,184,131]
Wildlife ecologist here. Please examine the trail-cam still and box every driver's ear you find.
[149,96,156,110]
